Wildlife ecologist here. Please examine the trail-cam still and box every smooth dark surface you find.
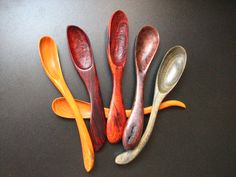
[0,0,235,177]
[67,25,106,151]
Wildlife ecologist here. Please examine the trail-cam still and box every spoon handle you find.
[107,68,127,143]
[62,87,95,171]
[122,74,145,150]
[81,69,106,152]
[115,94,164,164]
[45,78,95,171]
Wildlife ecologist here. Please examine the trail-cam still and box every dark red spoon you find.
[122,26,160,150]
[67,25,106,151]
[106,10,129,143]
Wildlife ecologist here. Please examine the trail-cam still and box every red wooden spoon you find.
[122,26,160,150]
[67,26,106,151]
[106,10,129,143]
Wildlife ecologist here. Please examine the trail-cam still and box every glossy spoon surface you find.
[38,36,94,172]
[67,26,106,152]
[52,97,186,119]
[122,26,160,150]
[107,10,129,143]
[115,46,187,164]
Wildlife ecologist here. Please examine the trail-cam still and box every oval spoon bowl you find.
[67,26,92,69]
[136,26,159,72]
[109,10,128,66]
[158,46,187,93]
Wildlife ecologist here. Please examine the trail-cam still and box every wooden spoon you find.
[107,10,129,143]
[52,97,186,119]
[122,26,160,150]
[67,26,106,152]
[115,46,187,164]
[38,36,94,172]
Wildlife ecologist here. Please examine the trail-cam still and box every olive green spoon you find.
[115,46,187,164]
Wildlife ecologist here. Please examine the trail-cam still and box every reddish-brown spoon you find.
[122,26,160,150]
[67,26,106,152]
[107,10,129,143]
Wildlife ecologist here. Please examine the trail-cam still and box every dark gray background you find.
[0,0,235,177]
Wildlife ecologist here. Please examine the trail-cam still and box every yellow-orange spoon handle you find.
[52,97,186,119]
[39,36,94,172]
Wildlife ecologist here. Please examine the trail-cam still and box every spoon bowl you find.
[67,26,92,69]
[109,10,128,66]
[39,37,62,81]
[116,46,187,164]
[136,26,159,73]
[157,46,187,94]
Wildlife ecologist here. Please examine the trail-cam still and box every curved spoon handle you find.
[122,75,145,150]
[51,97,186,119]
[107,69,127,143]
[63,90,95,171]
[38,36,94,172]
[115,94,164,164]
[43,78,95,171]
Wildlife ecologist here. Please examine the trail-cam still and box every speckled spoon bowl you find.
[115,46,187,164]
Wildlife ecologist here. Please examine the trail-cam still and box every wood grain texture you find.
[122,26,159,150]
[67,26,106,152]
[106,10,129,143]
[122,74,145,149]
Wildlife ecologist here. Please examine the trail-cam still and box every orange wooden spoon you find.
[38,36,94,172]
[52,97,186,119]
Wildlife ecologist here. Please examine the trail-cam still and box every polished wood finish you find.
[52,97,186,119]
[106,10,129,143]
[122,26,160,150]
[38,36,94,172]
[67,26,106,152]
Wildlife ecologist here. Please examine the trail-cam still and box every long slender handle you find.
[62,87,94,171]
[51,97,186,119]
[107,69,127,143]
[122,75,145,150]
[85,70,106,152]
[115,94,164,164]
